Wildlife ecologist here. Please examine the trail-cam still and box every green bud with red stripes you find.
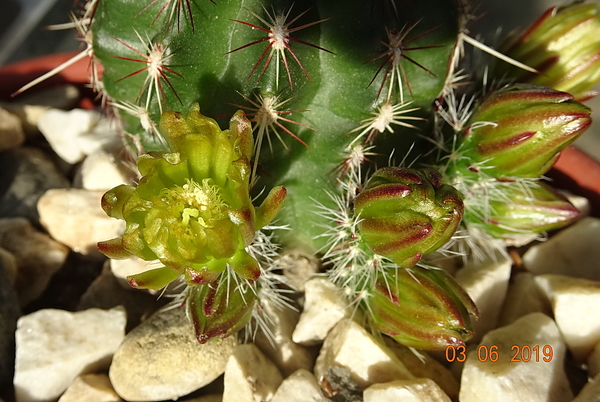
[187,273,257,344]
[465,181,580,239]
[354,167,464,268]
[454,84,591,180]
[364,266,479,350]
[498,1,600,100]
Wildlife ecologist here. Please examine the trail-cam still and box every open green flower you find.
[98,104,286,288]
[365,267,478,349]
[354,167,464,268]
[499,2,600,100]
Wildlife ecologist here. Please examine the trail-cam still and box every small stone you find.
[279,252,320,292]
[37,188,125,256]
[459,313,572,402]
[181,396,223,402]
[571,373,600,402]
[222,343,283,402]
[383,338,459,401]
[254,300,318,377]
[110,256,157,290]
[0,107,25,151]
[0,254,20,390]
[0,217,69,306]
[523,217,600,281]
[535,274,600,361]
[0,247,17,286]
[363,378,452,402]
[77,263,160,332]
[455,253,512,341]
[292,277,350,345]
[38,108,121,164]
[58,374,122,402]
[14,307,126,402]
[314,319,414,390]
[109,307,236,402]
[0,147,69,222]
[74,150,131,191]
[271,369,326,402]
[109,257,182,296]
[587,342,600,379]
[497,272,552,327]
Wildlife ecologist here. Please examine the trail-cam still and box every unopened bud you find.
[354,167,464,268]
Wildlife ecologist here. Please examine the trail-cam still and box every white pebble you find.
[363,378,452,402]
[314,319,414,390]
[14,307,126,402]
[37,188,125,256]
[271,369,326,402]
[497,272,552,327]
[0,217,69,306]
[459,313,572,402]
[38,109,120,164]
[58,374,122,402]
[223,343,283,402]
[523,217,600,281]
[253,300,318,376]
[292,277,350,345]
[76,151,131,191]
[109,307,236,402]
[455,253,512,341]
[535,274,600,361]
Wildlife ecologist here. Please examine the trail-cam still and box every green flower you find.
[466,181,579,239]
[354,167,464,268]
[499,2,600,100]
[366,267,478,349]
[456,84,591,179]
[98,104,286,288]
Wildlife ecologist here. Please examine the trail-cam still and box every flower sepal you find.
[188,274,256,344]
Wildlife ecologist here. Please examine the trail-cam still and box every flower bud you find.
[354,167,464,268]
[98,104,286,287]
[366,267,478,350]
[187,275,256,343]
[499,2,600,100]
[466,182,580,238]
[457,84,591,179]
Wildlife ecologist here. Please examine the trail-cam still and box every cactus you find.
[24,0,600,349]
